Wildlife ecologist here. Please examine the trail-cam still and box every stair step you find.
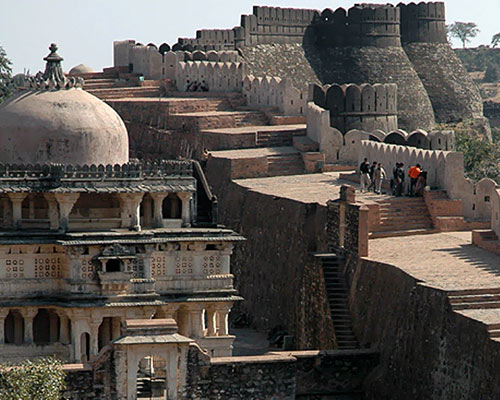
[452,301,500,310]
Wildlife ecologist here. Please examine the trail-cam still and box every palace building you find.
[0,44,243,364]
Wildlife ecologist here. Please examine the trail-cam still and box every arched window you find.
[5,310,24,345]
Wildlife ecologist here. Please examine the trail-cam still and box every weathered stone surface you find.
[404,43,483,124]
[205,165,336,349]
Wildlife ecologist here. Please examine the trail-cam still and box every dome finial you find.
[42,43,67,86]
[18,43,84,91]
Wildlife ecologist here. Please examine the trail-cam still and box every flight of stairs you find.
[448,288,500,341]
[320,254,358,349]
[370,197,436,238]
[256,130,293,147]
[267,153,304,176]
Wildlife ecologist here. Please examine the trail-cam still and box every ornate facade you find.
[0,45,243,364]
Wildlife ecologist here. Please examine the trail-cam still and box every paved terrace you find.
[234,171,385,206]
[368,232,500,292]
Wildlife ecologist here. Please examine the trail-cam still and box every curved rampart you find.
[403,43,483,123]
[313,5,401,48]
[311,83,398,133]
[398,2,447,44]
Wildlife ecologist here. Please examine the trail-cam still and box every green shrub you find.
[0,357,66,400]
[455,128,500,184]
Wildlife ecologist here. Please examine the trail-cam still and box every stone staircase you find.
[88,85,162,99]
[448,288,500,341]
[370,197,436,238]
[256,129,294,147]
[267,152,304,176]
[320,254,358,350]
[449,288,500,311]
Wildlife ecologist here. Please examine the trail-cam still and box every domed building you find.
[68,63,94,76]
[0,44,242,374]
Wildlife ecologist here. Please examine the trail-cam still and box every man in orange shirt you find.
[408,163,421,197]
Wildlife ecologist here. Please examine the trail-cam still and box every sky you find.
[1,0,499,74]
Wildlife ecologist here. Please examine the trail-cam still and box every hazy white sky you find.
[1,0,499,74]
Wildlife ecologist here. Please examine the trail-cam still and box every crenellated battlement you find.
[398,2,447,43]
[313,4,401,48]
[310,83,398,133]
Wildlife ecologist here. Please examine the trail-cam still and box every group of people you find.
[184,79,209,92]
[359,158,427,197]
[359,159,387,194]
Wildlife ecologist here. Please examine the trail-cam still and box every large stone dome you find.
[0,89,129,165]
[0,44,129,166]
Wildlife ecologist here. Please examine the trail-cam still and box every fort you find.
[2,1,500,399]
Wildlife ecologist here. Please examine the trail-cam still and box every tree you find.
[448,22,480,48]
[483,63,499,83]
[0,357,66,400]
[0,44,12,103]
[492,32,500,48]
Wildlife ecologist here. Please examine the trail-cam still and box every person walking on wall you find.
[368,161,377,192]
[408,163,422,197]
[395,163,405,197]
[373,162,387,194]
[415,170,427,197]
[359,158,371,193]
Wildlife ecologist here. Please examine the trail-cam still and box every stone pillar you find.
[206,306,216,336]
[119,193,144,231]
[54,193,79,232]
[177,192,192,227]
[111,317,121,340]
[2,197,12,229]
[151,193,167,228]
[358,205,369,257]
[89,320,101,358]
[70,319,83,362]
[44,194,60,231]
[58,313,70,345]
[20,308,37,344]
[0,309,9,344]
[8,193,27,229]
[189,306,204,338]
[215,304,230,336]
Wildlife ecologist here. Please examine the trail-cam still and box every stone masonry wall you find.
[345,255,500,400]
[205,161,336,349]
[312,46,435,132]
[184,347,297,399]
[404,43,483,124]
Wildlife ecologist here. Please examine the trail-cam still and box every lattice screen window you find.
[125,258,144,278]
[152,256,166,277]
[80,258,95,280]
[175,254,193,275]
[203,254,221,275]
[4,258,25,279]
[34,257,62,278]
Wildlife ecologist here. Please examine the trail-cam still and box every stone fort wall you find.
[242,75,307,116]
[311,83,398,134]
[360,141,499,226]
[396,2,483,123]
[306,100,454,164]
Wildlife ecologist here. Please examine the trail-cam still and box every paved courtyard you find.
[368,231,500,291]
